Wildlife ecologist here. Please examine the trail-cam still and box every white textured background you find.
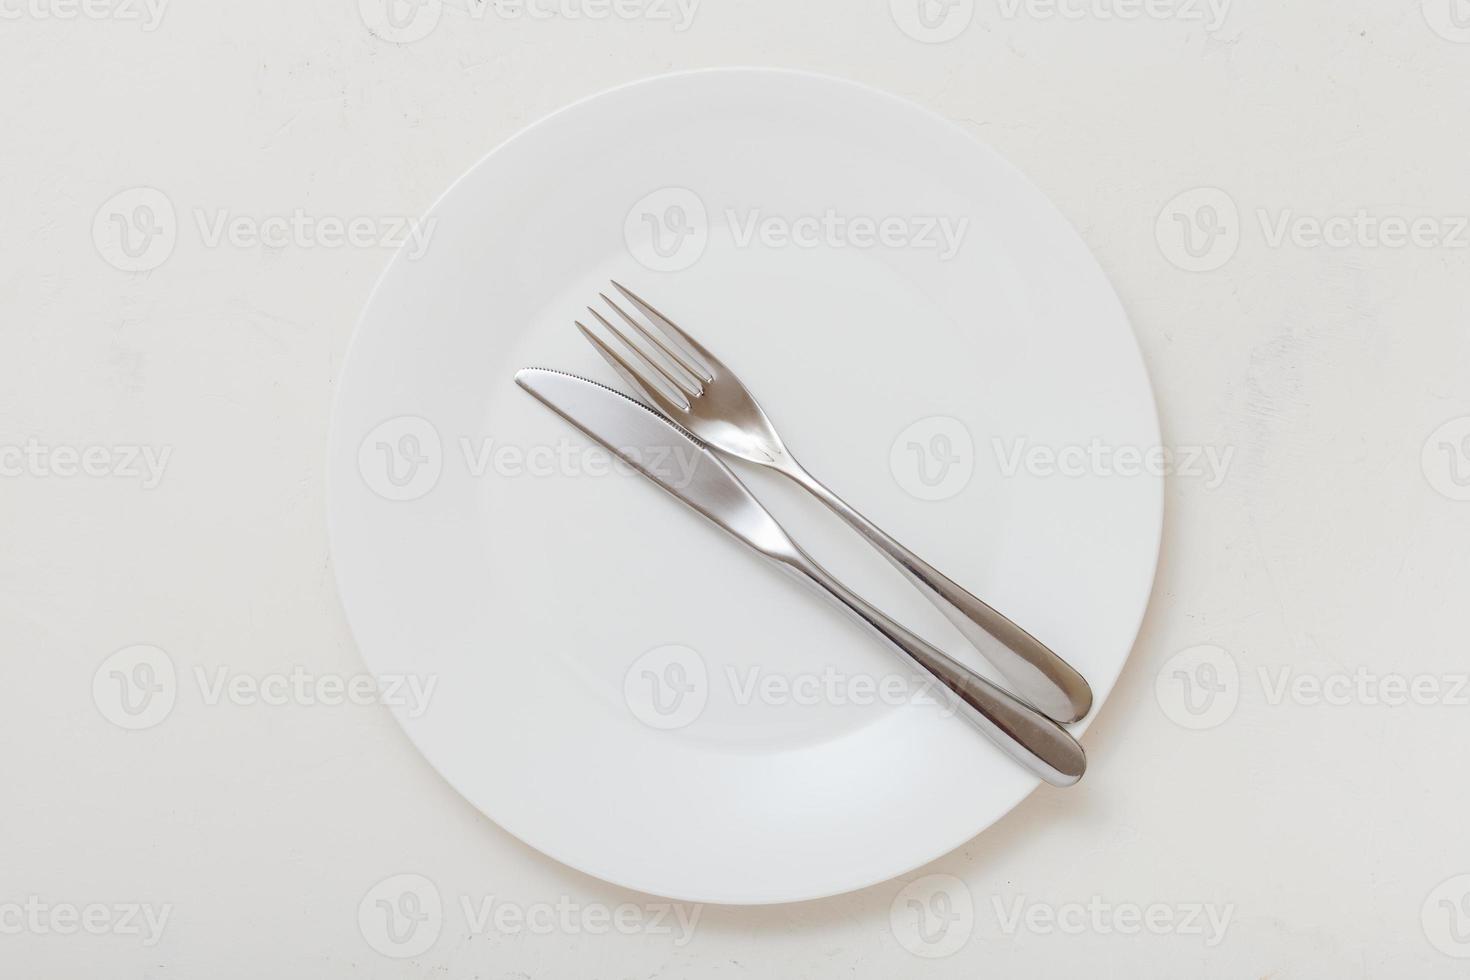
[3,0,1470,976]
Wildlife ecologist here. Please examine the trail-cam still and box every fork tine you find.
[600,292,707,393]
[609,281,716,382]
[590,305,702,400]
[575,318,691,414]
[587,307,700,403]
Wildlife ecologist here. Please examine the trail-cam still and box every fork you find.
[576,281,1094,724]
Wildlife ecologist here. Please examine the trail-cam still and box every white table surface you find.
[4,1,1469,976]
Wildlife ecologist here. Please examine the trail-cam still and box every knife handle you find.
[778,550,1086,787]
[776,458,1093,724]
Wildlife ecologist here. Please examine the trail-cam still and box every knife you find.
[514,367,1086,786]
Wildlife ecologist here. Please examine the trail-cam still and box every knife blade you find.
[515,367,800,560]
[513,367,1085,786]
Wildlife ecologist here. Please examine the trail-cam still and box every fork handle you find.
[780,549,1086,786]
[777,458,1094,724]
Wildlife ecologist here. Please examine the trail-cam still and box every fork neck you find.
[768,451,881,544]
[765,449,817,486]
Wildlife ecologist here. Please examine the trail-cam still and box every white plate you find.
[328,69,1162,905]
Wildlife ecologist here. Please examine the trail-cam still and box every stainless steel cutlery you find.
[515,368,1086,786]
[574,282,1093,725]
[512,281,1099,784]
